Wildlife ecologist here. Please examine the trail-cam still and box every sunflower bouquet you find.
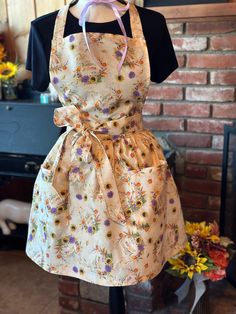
[0,39,19,100]
[165,220,235,313]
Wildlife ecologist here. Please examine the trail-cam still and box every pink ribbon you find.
[78,0,130,76]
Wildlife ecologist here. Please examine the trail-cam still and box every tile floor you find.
[0,250,59,314]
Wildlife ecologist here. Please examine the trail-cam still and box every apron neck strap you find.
[53,2,144,41]
[129,3,144,39]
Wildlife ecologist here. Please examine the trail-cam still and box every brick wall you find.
[144,18,236,224]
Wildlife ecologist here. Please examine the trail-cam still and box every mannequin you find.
[68,5,128,313]
[25,1,181,313]
[70,0,128,23]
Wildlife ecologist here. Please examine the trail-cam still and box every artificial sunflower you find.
[185,220,220,243]
[167,242,209,279]
[0,61,18,80]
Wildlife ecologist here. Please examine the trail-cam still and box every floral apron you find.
[25,2,188,286]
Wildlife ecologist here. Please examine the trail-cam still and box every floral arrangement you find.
[165,220,235,313]
[0,36,19,100]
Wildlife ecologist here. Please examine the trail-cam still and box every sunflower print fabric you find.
[25,2,188,286]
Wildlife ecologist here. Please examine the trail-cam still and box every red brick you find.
[184,178,221,195]
[208,166,222,181]
[143,117,185,131]
[176,54,185,67]
[167,133,211,148]
[183,208,219,223]
[58,280,80,296]
[187,54,236,69]
[211,71,236,85]
[185,164,208,178]
[165,70,207,85]
[142,102,161,115]
[212,104,236,118]
[147,86,183,100]
[173,37,207,51]
[59,295,80,311]
[180,191,207,209]
[186,87,235,102]
[208,196,221,210]
[186,21,236,34]
[185,150,223,165]
[210,35,236,51]
[163,103,210,117]
[126,294,155,312]
[125,281,155,297]
[60,309,77,314]
[187,118,233,134]
[167,22,184,35]
[79,299,109,314]
[212,135,224,149]
[59,275,79,282]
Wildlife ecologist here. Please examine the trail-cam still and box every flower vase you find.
[2,79,18,100]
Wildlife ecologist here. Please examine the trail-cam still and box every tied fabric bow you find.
[78,0,130,75]
[48,105,144,225]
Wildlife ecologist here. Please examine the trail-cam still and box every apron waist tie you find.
[50,104,144,225]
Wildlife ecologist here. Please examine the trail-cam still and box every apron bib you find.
[25,2,188,286]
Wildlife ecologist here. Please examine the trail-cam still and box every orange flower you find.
[204,268,226,281]
[208,248,229,268]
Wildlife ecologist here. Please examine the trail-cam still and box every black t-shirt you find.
[25,4,178,92]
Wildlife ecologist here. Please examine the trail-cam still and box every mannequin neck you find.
[69,0,128,23]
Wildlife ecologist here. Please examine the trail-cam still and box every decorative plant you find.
[165,220,236,313]
[0,37,19,100]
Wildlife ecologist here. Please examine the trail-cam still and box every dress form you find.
[26,3,179,91]
[70,0,128,23]
[24,1,183,312]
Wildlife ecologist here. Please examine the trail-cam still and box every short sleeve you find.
[149,14,178,84]
[25,22,50,92]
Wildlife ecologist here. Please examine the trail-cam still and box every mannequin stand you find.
[109,286,126,314]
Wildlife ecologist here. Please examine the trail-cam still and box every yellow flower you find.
[185,220,220,243]
[0,61,18,80]
[168,241,208,280]
[0,43,6,63]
